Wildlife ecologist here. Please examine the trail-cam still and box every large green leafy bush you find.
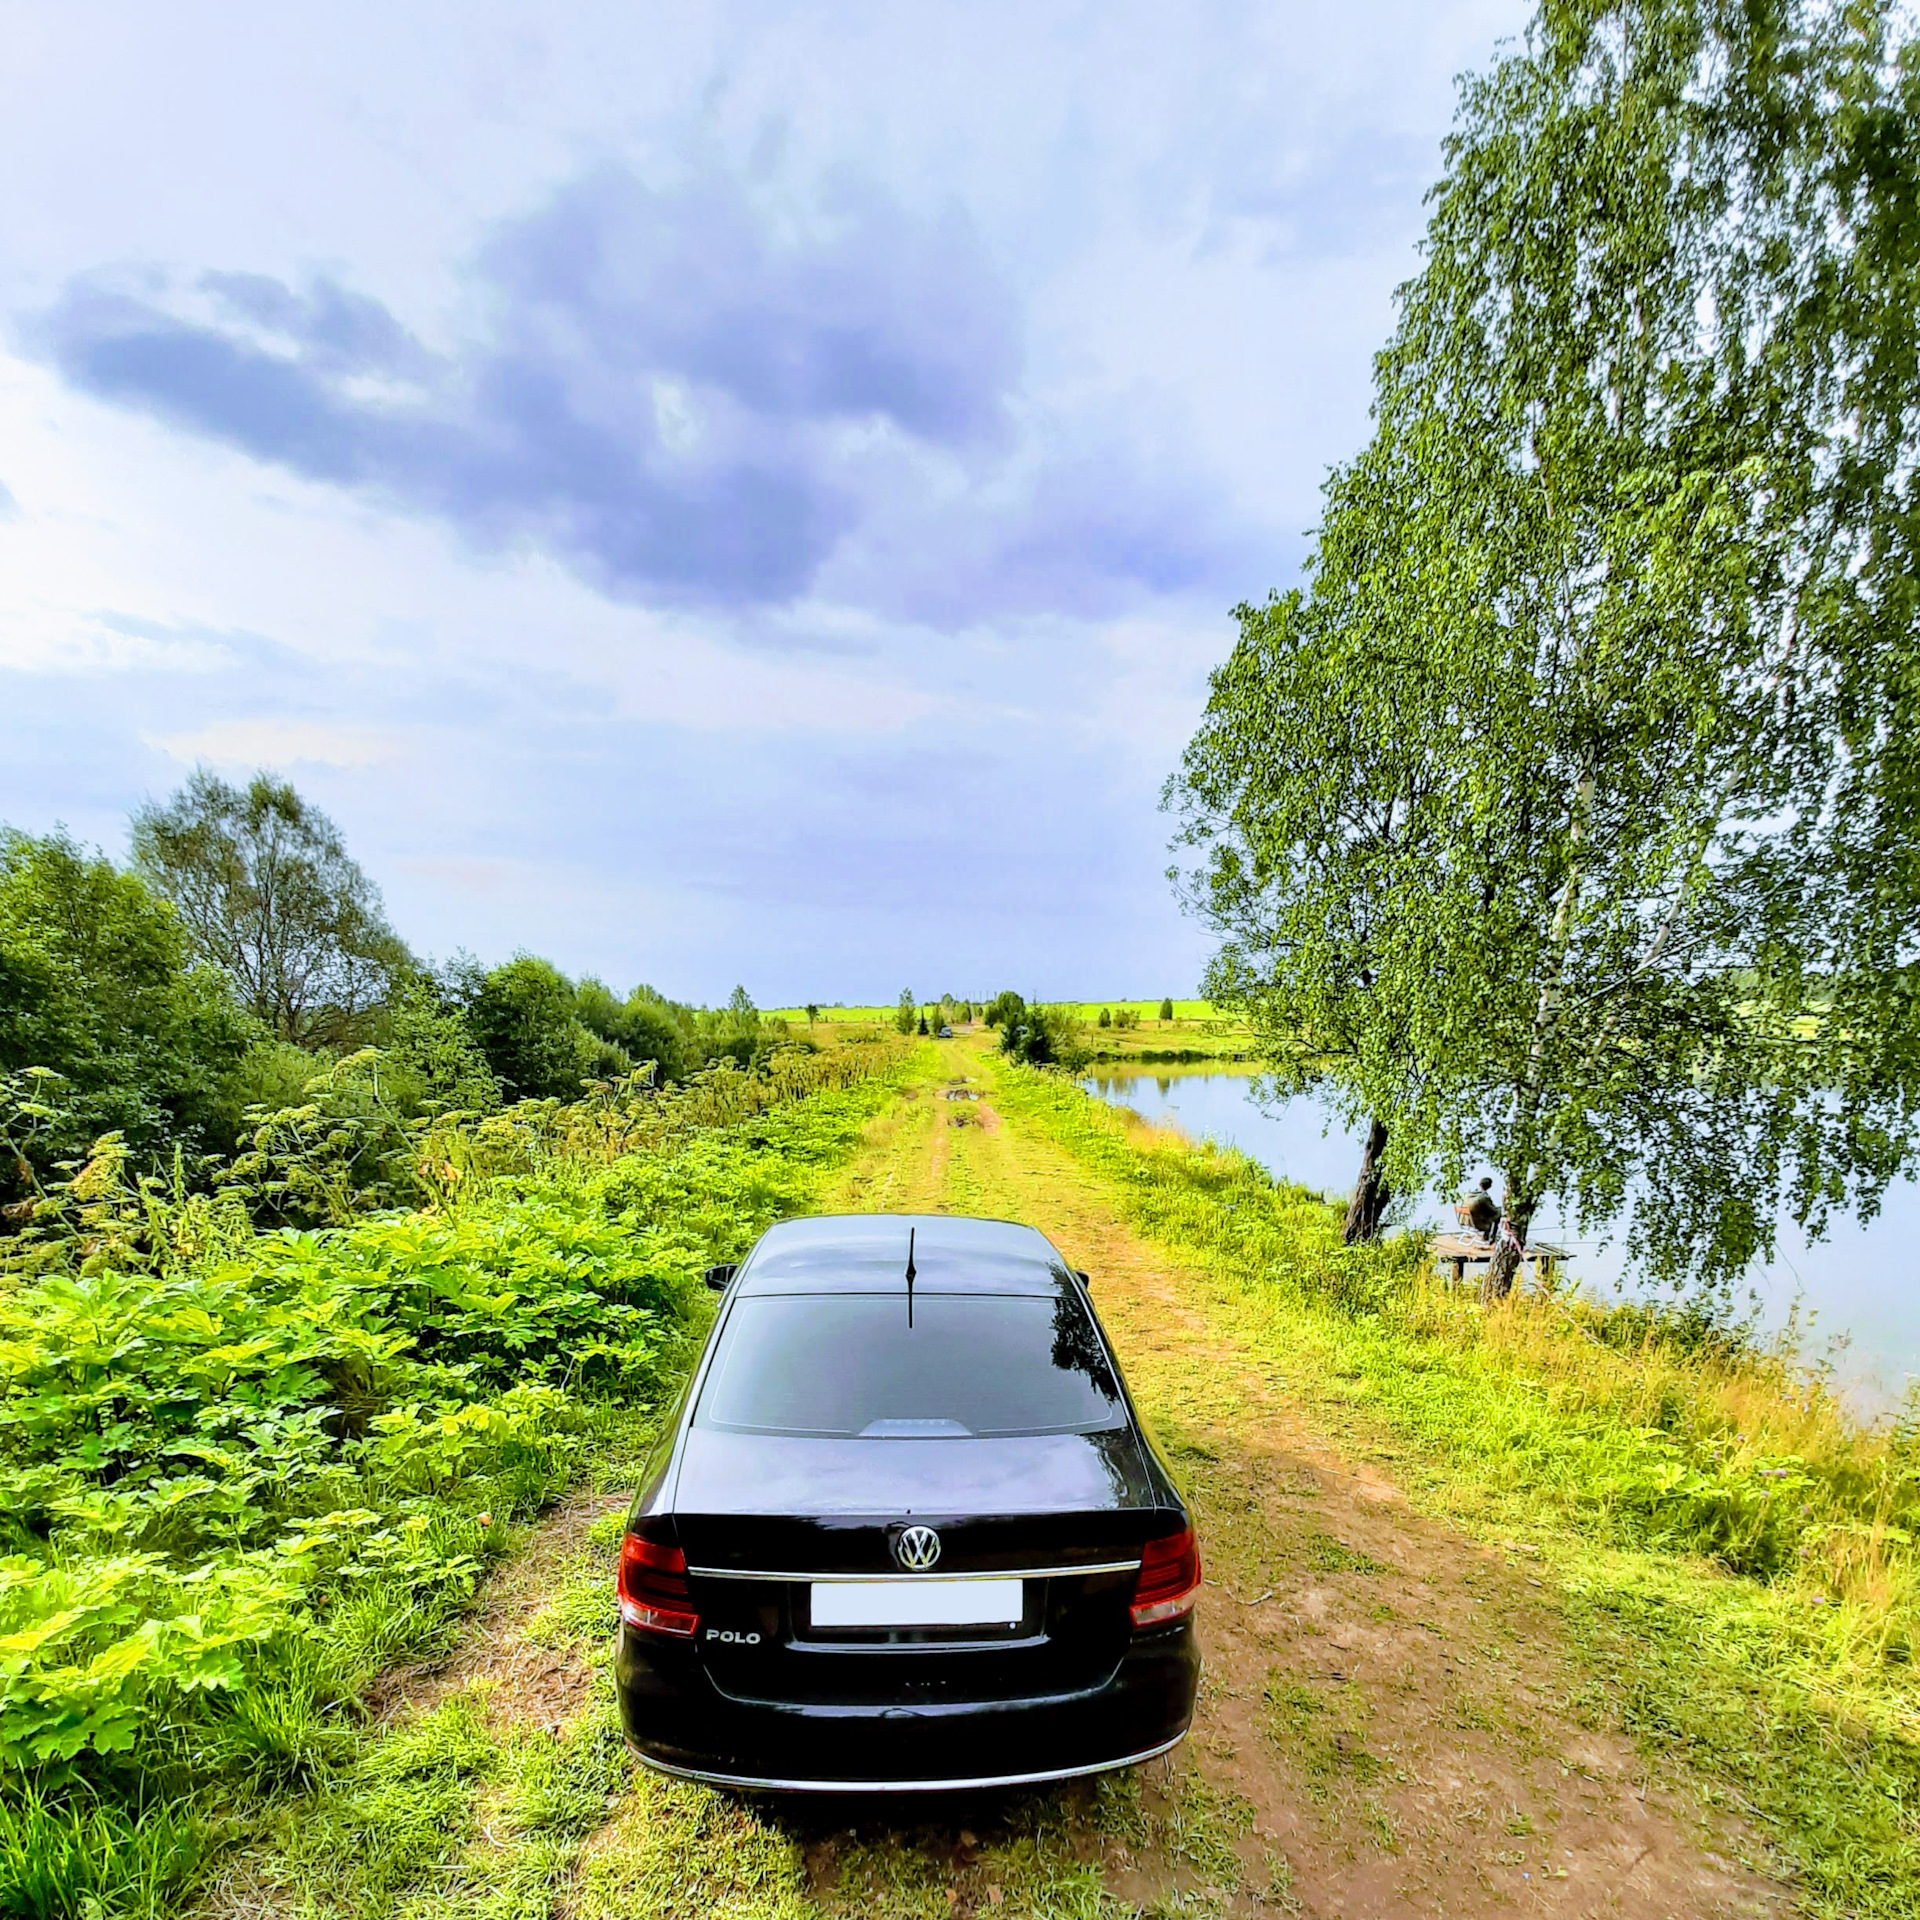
[0,832,253,1202]
[0,1043,900,1801]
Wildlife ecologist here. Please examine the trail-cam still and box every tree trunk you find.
[1480,1195,1535,1302]
[1342,1117,1392,1244]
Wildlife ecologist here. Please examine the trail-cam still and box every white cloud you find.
[0,0,1529,996]
[0,611,234,676]
[147,717,407,770]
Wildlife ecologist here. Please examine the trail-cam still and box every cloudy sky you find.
[1,1,1522,1006]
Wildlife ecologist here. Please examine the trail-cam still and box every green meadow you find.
[4,1032,1913,1918]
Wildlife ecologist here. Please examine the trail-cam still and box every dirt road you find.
[793,1056,1772,1918]
[214,1053,1778,1918]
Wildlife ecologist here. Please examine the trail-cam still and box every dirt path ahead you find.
[213,1057,1779,1920]
[927,1063,1772,1917]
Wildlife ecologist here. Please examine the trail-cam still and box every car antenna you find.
[905,1226,916,1329]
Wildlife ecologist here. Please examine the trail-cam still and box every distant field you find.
[1080,1021,1253,1062]
[763,1001,1256,1064]
[765,1006,918,1026]
[1064,998,1220,1021]
[765,999,1227,1024]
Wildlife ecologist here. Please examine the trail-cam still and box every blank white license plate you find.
[810,1578,1024,1629]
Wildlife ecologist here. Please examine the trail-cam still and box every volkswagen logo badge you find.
[894,1525,942,1572]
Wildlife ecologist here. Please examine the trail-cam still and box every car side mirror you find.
[703,1262,738,1291]
[1073,1268,1091,1289]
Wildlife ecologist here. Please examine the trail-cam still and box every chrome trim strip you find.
[687,1560,1142,1584]
[626,1729,1187,1795]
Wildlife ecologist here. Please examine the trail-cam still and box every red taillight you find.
[618,1532,700,1638]
[1131,1525,1201,1630]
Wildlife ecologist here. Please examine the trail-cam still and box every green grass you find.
[1072,1013,1255,1064]
[1063,1001,1221,1022]
[989,1057,1920,1918]
[0,1786,203,1920]
[0,1046,910,1919]
[765,1006,901,1025]
[571,1764,1240,1920]
[206,1493,639,1917]
[209,1678,634,1919]
[1259,1674,1387,1803]
[212,1471,1262,1920]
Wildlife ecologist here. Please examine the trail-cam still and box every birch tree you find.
[1174,0,1920,1298]
[1171,561,1436,1243]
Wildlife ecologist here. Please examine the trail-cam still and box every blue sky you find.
[1,0,1523,1006]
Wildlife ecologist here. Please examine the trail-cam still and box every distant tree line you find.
[1,770,799,1208]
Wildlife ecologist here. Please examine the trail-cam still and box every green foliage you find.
[130,770,410,1050]
[576,977,697,1082]
[219,1048,424,1225]
[996,1001,1088,1070]
[380,975,500,1116]
[226,1038,327,1121]
[695,985,766,1069]
[1171,0,1920,1298]
[1098,1006,1112,1028]
[983,989,1026,1029]
[214,1017,493,1228]
[0,1783,202,1920]
[565,973,781,1084]
[895,987,917,1036]
[463,955,597,1101]
[0,1041,904,1815]
[1158,997,1173,1021]
[0,831,253,1201]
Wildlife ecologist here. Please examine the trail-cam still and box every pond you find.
[1081,1067,1919,1414]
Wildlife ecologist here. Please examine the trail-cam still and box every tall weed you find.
[0,1784,201,1920]
[0,1041,905,1849]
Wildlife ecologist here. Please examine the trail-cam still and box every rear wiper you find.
[905,1225,916,1329]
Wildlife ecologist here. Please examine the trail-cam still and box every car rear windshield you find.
[694,1291,1125,1438]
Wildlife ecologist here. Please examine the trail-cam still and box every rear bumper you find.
[630,1729,1188,1794]
[614,1621,1200,1791]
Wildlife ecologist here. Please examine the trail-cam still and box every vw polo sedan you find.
[613,1213,1202,1791]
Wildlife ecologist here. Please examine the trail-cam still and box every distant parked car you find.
[614,1213,1202,1791]
[937,1024,953,1037]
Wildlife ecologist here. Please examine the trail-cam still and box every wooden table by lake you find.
[1429,1231,1569,1287]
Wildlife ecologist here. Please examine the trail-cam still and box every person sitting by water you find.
[1455,1177,1499,1242]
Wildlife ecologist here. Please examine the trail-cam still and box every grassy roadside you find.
[191,1045,1280,1920]
[985,1056,1919,1917]
[0,1047,915,1920]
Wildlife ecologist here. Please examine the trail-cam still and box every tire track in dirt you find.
[943,1084,1776,1919]
[362,1490,628,1737]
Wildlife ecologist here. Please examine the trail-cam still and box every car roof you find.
[736,1213,1070,1296]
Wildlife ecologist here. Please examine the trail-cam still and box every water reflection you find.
[1051,1284,1121,1405]
[1081,1069,1364,1199]
[1081,1068,1918,1410]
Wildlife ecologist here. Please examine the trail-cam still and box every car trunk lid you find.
[672,1428,1164,1705]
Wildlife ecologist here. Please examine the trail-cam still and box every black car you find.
[614,1212,1202,1792]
